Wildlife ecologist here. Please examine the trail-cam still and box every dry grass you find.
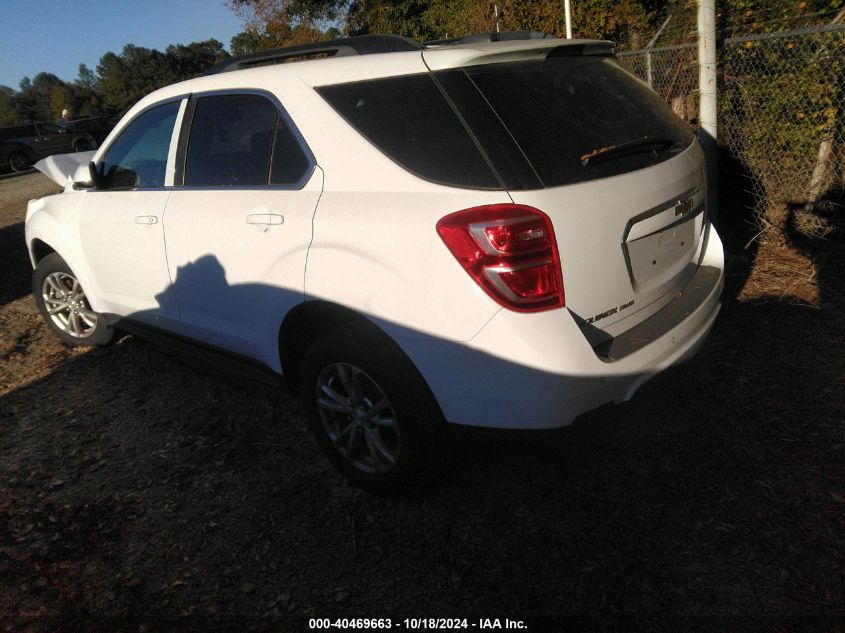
[1,174,843,632]
[739,237,820,306]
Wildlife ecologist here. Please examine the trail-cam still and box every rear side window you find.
[184,93,310,187]
[317,74,499,189]
[460,57,694,188]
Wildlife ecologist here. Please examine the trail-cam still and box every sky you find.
[0,0,245,89]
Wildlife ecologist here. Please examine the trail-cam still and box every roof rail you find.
[205,34,423,75]
[425,31,552,46]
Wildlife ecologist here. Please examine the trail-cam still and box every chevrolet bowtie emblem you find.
[674,197,694,217]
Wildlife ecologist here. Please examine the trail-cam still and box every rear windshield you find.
[459,57,694,188]
[317,55,693,190]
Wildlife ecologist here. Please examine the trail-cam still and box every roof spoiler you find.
[547,41,615,57]
[426,31,552,46]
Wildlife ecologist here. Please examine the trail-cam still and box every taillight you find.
[436,204,564,312]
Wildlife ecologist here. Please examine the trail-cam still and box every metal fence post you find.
[698,0,718,223]
[646,16,672,88]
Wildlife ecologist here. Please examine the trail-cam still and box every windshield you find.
[454,56,695,188]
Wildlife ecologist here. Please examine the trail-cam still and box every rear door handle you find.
[135,215,158,225]
[246,213,284,226]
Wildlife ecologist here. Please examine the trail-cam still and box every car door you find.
[78,98,185,327]
[162,91,321,369]
[34,123,73,155]
[11,124,41,157]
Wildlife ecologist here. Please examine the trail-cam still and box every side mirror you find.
[85,161,102,189]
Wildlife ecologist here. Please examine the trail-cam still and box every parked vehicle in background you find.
[0,122,97,172]
[0,140,36,173]
[64,116,120,146]
[25,33,724,493]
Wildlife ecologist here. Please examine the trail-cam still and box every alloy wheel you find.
[41,272,97,338]
[315,363,401,474]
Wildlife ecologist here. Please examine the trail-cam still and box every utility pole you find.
[698,0,718,222]
[564,0,572,39]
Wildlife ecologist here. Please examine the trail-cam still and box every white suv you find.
[25,33,724,493]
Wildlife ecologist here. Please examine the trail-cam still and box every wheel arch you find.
[26,211,102,312]
[278,300,367,391]
[30,238,56,265]
[277,300,440,403]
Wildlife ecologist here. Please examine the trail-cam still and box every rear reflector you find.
[436,204,564,312]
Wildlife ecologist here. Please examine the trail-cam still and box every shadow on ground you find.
[0,222,30,306]
[1,186,843,631]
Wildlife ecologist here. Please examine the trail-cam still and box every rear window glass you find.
[316,74,499,189]
[460,57,694,188]
[185,93,311,187]
[186,94,276,187]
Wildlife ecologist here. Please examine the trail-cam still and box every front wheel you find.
[300,321,449,494]
[33,253,114,347]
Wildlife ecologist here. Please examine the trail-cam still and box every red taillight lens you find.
[436,204,564,312]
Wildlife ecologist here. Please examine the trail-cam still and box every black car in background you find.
[64,116,119,145]
[0,122,97,172]
[0,140,37,173]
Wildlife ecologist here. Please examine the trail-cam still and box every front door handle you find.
[246,213,284,226]
[135,215,158,225]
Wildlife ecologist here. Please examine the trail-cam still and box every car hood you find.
[35,150,96,186]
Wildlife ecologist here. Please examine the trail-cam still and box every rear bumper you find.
[403,226,724,429]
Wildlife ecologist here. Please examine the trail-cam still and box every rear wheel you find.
[8,151,30,172]
[300,321,448,494]
[33,253,114,347]
[73,140,93,152]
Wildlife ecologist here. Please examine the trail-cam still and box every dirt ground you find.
[1,172,843,632]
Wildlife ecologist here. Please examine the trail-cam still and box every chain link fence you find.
[618,14,845,235]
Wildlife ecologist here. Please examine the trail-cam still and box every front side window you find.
[183,93,310,187]
[100,101,180,189]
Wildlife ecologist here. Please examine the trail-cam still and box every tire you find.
[33,253,114,347]
[8,150,30,172]
[73,140,93,152]
[300,320,449,495]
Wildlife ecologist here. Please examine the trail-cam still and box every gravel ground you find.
[1,172,843,632]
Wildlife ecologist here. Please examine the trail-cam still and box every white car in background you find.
[25,33,724,493]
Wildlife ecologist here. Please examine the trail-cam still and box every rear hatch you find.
[425,48,707,338]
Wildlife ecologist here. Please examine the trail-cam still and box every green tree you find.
[231,30,263,54]
[165,39,229,81]
[15,73,66,122]
[95,40,229,115]
[49,85,71,121]
[0,86,17,125]
[230,0,660,44]
[69,64,100,118]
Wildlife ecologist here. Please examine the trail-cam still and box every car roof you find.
[144,34,613,102]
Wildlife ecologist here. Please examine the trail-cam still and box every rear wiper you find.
[580,136,682,167]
